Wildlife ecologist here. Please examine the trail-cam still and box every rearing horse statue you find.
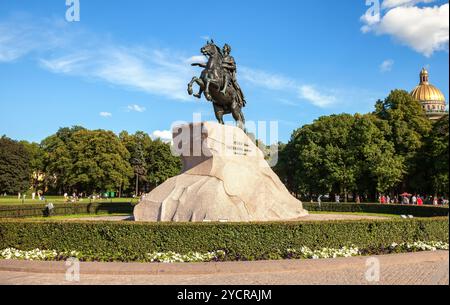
[187,41,246,130]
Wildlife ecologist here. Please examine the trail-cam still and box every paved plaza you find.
[0,251,448,285]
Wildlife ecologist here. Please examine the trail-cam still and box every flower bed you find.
[1,242,448,263]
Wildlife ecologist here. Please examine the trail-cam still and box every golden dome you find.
[410,68,447,120]
[410,68,446,102]
[411,84,446,102]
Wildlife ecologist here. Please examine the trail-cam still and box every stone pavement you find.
[0,251,448,285]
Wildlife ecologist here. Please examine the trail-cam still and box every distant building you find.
[411,68,448,121]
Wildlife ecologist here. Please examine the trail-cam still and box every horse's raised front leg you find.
[193,78,205,99]
[187,77,197,96]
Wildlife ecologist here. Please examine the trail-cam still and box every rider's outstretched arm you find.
[192,63,207,68]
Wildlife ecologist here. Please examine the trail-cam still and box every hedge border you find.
[0,217,448,262]
[302,202,449,217]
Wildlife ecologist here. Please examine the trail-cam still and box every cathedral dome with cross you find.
[411,68,448,121]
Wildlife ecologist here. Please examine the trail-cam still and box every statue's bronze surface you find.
[188,41,246,130]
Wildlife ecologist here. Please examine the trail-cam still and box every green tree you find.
[20,141,46,193]
[374,90,432,191]
[285,114,357,200]
[42,127,133,195]
[119,131,152,195]
[41,128,77,194]
[130,141,147,196]
[274,142,297,195]
[279,113,406,201]
[120,131,181,193]
[67,129,133,194]
[424,115,449,195]
[349,114,404,197]
[145,139,182,189]
[0,136,31,194]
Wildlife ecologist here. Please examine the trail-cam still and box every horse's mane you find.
[213,44,223,58]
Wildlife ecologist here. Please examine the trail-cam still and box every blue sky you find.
[0,0,448,143]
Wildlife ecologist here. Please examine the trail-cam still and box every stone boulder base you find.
[134,122,308,222]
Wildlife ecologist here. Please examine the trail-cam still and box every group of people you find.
[312,193,448,206]
[16,192,45,201]
[63,192,117,203]
[378,194,448,206]
[64,192,82,203]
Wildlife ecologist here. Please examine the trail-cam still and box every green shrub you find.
[0,218,447,262]
[303,202,449,217]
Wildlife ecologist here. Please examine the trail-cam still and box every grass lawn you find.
[24,213,133,221]
[309,211,400,218]
[0,196,138,205]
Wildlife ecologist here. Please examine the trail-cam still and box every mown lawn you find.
[0,196,137,205]
[24,213,133,221]
[309,211,400,218]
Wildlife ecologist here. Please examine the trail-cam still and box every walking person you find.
[417,195,424,206]
[402,195,410,205]
[433,197,439,206]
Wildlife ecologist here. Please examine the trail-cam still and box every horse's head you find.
[201,40,222,59]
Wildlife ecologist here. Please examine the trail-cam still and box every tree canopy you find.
[276,90,447,201]
[0,136,31,194]
[32,127,181,196]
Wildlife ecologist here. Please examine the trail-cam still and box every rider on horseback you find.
[221,44,246,107]
[187,41,247,130]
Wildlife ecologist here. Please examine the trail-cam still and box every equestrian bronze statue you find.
[188,41,247,130]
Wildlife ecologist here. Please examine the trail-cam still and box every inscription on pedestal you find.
[226,141,253,156]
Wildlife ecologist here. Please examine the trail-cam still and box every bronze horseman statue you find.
[188,41,247,130]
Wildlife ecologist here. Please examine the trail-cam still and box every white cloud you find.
[127,104,146,112]
[40,48,195,101]
[240,67,339,108]
[100,112,112,117]
[0,18,67,62]
[298,85,337,108]
[240,67,296,91]
[151,130,172,142]
[0,16,201,102]
[380,59,394,72]
[382,0,434,9]
[361,3,449,57]
[39,54,90,74]
[185,55,207,64]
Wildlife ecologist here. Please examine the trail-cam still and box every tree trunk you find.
[135,174,139,197]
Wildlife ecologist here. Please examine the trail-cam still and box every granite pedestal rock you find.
[134,122,308,222]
